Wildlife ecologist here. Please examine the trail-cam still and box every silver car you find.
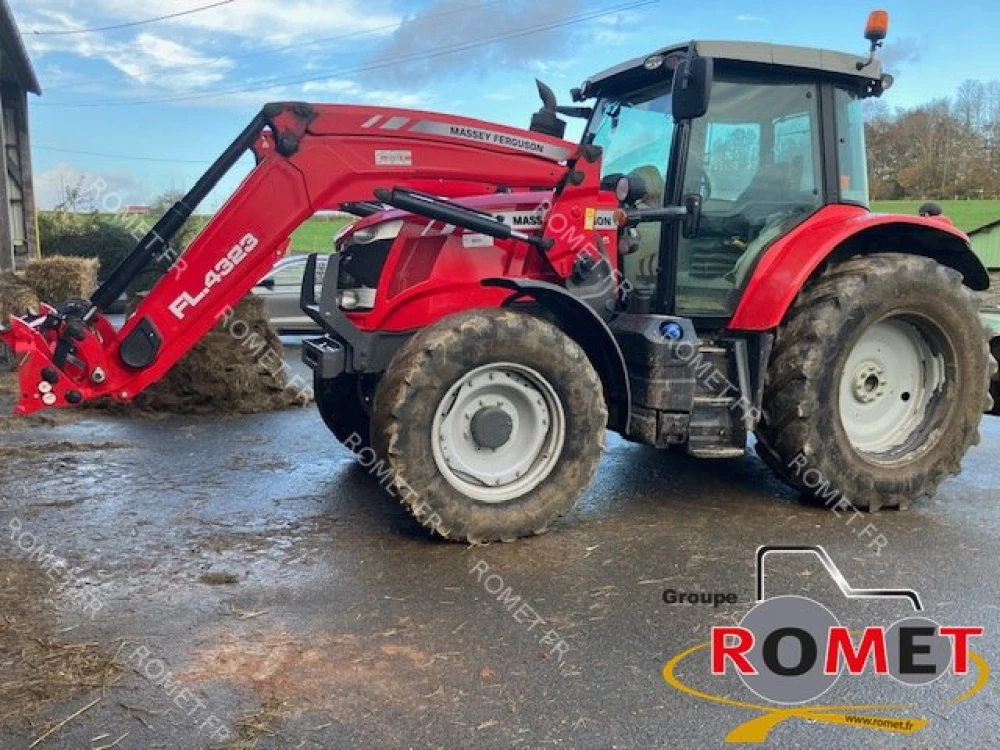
[254,256,328,333]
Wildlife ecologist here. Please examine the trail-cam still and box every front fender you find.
[483,278,631,432]
[729,205,989,332]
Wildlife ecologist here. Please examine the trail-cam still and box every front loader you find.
[3,13,997,542]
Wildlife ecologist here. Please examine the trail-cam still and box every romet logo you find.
[661,545,989,743]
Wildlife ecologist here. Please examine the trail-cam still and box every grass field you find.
[184,215,351,254]
[871,200,1000,233]
[287,216,352,253]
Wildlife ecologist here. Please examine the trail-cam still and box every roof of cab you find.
[583,40,882,96]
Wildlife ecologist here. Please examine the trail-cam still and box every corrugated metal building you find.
[969,219,1000,271]
[0,0,40,271]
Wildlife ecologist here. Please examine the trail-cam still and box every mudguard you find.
[730,205,990,332]
[483,278,631,432]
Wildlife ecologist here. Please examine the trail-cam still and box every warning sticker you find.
[375,150,412,167]
[462,233,494,248]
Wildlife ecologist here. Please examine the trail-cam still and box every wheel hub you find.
[432,363,566,503]
[850,361,888,404]
[469,405,514,449]
[838,317,947,457]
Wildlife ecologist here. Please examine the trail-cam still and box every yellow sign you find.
[662,641,989,743]
[583,207,596,230]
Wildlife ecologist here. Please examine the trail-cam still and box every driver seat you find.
[735,156,804,205]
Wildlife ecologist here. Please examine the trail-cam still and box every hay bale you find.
[0,271,39,325]
[100,294,309,415]
[22,256,99,305]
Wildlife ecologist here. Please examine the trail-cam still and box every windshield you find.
[585,84,674,206]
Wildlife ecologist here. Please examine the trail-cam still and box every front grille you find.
[338,238,393,289]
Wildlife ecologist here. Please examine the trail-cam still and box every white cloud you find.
[365,0,583,87]
[19,0,399,46]
[16,0,400,96]
[104,33,233,90]
[735,15,768,23]
[34,164,149,210]
[880,38,926,69]
[300,78,364,96]
[301,78,429,108]
[24,24,234,92]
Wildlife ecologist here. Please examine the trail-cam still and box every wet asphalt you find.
[1,343,999,749]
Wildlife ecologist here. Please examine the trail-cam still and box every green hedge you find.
[38,212,134,282]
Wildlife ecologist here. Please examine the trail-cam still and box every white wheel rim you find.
[431,362,566,504]
[838,317,947,457]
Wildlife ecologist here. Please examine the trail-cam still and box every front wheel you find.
[756,253,993,510]
[372,308,607,542]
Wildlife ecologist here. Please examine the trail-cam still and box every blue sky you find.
[13,0,1000,210]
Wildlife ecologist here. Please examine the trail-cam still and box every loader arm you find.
[1,102,583,416]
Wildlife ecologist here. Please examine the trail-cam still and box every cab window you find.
[587,85,674,290]
[676,79,823,316]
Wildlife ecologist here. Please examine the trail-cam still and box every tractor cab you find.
[578,40,887,320]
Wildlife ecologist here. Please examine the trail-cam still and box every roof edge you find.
[1,0,41,95]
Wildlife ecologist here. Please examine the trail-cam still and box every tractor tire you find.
[315,374,372,447]
[755,253,994,511]
[371,308,607,542]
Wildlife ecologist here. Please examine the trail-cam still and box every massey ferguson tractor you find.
[3,13,997,542]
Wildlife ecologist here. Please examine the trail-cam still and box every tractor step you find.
[610,314,752,456]
[687,445,747,459]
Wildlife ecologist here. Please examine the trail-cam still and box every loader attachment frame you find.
[0,102,594,416]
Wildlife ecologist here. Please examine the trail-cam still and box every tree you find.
[865,77,1000,200]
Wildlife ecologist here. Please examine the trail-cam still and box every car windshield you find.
[585,84,674,203]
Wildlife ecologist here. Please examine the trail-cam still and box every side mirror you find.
[256,277,275,290]
[672,55,713,121]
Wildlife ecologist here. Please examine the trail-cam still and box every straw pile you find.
[22,257,99,305]
[0,270,39,325]
[100,294,310,415]
[0,559,122,731]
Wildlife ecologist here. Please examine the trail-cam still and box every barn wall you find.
[0,80,35,270]
[971,225,1000,271]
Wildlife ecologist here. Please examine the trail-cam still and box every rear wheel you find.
[756,253,993,510]
[372,308,607,542]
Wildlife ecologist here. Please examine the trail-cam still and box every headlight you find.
[348,220,404,245]
[338,288,377,311]
[334,223,355,244]
[339,290,360,310]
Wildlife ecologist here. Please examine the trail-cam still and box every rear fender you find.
[729,205,990,332]
[483,278,630,432]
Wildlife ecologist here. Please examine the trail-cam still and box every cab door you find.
[672,77,824,317]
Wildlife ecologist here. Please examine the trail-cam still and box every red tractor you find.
[3,14,996,542]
